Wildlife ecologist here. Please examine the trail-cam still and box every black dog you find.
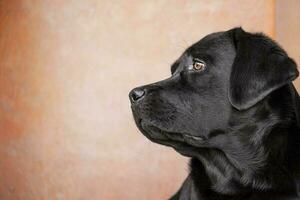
[129,28,300,200]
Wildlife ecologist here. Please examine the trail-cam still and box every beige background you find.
[0,0,298,199]
[276,0,300,89]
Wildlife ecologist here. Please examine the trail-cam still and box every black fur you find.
[129,28,300,200]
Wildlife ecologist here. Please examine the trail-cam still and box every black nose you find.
[129,88,145,103]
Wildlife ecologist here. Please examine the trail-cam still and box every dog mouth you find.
[138,119,205,148]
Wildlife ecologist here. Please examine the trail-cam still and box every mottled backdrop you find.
[0,0,298,199]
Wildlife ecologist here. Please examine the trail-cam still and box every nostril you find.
[130,88,145,103]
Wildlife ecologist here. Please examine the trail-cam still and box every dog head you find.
[129,28,299,157]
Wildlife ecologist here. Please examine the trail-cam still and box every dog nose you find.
[129,88,145,103]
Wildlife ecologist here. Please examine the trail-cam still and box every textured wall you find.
[0,1,275,199]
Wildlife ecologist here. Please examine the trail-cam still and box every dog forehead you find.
[171,31,234,74]
[187,31,231,54]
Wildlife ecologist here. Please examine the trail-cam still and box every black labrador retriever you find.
[129,27,300,200]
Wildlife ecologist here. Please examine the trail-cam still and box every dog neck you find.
[189,102,300,198]
[173,85,300,199]
[187,154,299,200]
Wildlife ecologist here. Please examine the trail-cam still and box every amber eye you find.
[193,60,206,71]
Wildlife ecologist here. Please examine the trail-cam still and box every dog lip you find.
[138,120,204,143]
[183,134,204,141]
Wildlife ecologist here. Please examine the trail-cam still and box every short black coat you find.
[130,28,300,200]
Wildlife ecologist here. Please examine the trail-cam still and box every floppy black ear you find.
[229,28,299,110]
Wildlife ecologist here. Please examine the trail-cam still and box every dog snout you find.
[129,87,146,104]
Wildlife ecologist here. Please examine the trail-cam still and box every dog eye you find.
[193,60,206,71]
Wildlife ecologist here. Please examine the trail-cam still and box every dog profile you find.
[129,28,300,200]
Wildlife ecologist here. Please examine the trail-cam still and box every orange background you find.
[0,1,298,199]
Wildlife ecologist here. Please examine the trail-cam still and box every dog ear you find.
[228,28,299,110]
